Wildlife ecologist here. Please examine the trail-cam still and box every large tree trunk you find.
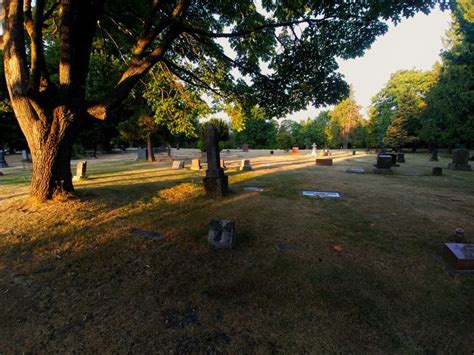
[146,133,156,162]
[20,106,78,201]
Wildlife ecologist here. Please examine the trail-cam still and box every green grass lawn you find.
[0,151,473,352]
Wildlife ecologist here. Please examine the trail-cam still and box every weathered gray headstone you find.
[243,186,264,192]
[430,149,439,161]
[72,160,87,181]
[242,144,249,152]
[172,160,185,170]
[137,148,147,160]
[432,167,443,176]
[397,153,405,163]
[448,149,471,171]
[302,191,341,198]
[203,125,229,196]
[373,154,393,174]
[0,150,8,168]
[311,143,317,156]
[190,159,202,171]
[240,159,252,171]
[21,150,31,162]
[208,220,235,249]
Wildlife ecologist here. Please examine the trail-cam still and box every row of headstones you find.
[0,149,32,168]
[172,159,252,171]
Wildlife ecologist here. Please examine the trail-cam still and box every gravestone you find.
[352,150,356,155]
[316,158,333,166]
[270,150,274,155]
[73,161,87,181]
[220,159,227,170]
[387,153,399,166]
[432,167,443,176]
[137,148,147,160]
[443,243,474,270]
[346,168,365,174]
[322,149,331,156]
[203,125,229,196]
[430,149,439,161]
[302,191,341,198]
[243,186,264,192]
[373,154,393,174]
[208,220,235,249]
[242,144,249,152]
[21,150,31,162]
[397,153,405,163]
[190,159,202,171]
[240,159,252,171]
[292,147,299,154]
[448,149,471,171]
[310,143,317,156]
[172,160,185,169]
[0,150,8,168]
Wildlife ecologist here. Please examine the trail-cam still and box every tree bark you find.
[147,133,156,162]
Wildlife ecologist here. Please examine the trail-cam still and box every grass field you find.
[0,150,473,352]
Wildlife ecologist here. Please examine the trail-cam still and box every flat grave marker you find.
[243,186,264,192]
[346,168,365,174]
[316,158,333,166]
[302,191,341,198]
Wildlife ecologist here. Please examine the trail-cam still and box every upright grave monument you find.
[430,149,439,161]
[190,159,202,171]
[310,143,317,156]
[72,161,87,181]
[203,125,229,196]
[373,154,393,174]
[0,150,8,168]
[448,149,471,171]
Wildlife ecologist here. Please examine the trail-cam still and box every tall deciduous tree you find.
[421,0,474,148]
[1,0,449,201]
[329,89,363,149]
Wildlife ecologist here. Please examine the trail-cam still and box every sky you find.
[286,7,451,121]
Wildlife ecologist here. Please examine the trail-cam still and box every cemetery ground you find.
[0,149,473,352]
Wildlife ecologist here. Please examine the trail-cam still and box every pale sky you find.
[288,7,451,121]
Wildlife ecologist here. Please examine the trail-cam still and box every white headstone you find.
[310,143,317,156]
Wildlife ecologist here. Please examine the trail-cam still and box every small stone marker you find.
[443,243,474,270]
[242,144,249,152]
[292,147,299,154]
[243,186,264,192]
[275,241,304,255]
[430,149,439,161]
[316,158,333,166]
[432,167,443,176]
[448,148,471,171]
[373,154,393,174]
[322,149,331,156]
[270,150,274,155]
[0,150,8,168]
[397,153,405,163]
[240,159,252,171]
[172,160,185,169]
[0,171,4,176]
[346,168,365,174]
[352,150,356,155]
[310,143,317,156]
[208,220,235,249]
[190,159,202,171]
[137,148,147,160]
[302,191,341,198]
[73,161,87,181]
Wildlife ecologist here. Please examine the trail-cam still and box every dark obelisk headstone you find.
[430,149,439,161]
[203,125,229,196]
[0,150,9,168]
